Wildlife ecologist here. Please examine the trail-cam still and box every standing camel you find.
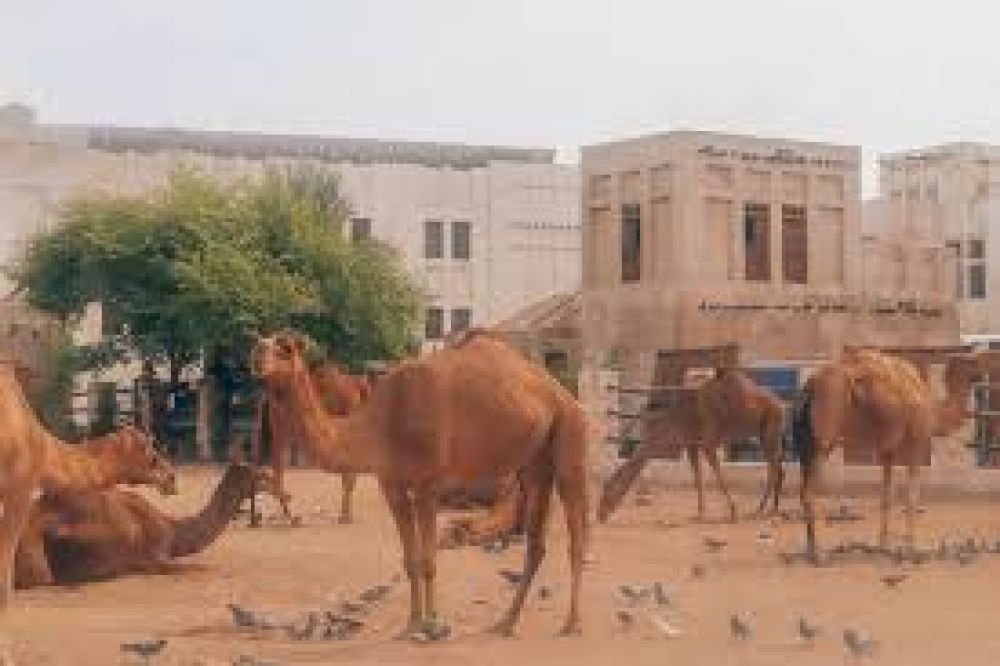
[0,364,177,608]
[597,367,786,523]
[15,463,265,587]
[252,330,588,637]
[251,361,371,526]
[796,349,990,562]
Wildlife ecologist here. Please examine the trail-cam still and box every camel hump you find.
[848,350,927,406]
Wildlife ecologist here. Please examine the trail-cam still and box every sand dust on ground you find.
[5,466,1000,665]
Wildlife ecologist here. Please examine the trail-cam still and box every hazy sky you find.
[3,0,1000,190]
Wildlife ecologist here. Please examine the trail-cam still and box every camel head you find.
[99,425,178,495]
[251,332,313,387]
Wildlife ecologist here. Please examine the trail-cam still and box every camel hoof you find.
[557,623,582,637]
[337,515,354,525]
[487,621,516,638]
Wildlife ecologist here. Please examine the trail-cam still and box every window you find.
[424,220,443,259]
[450,307,471,333]
[743,202,771,281]
[543,350,569,373]
[969,238,985,260]
[946,241,963,299]
[781,204,807,284]
[621,203,641,282]
[350,217,371,243]
[969,264,987,300]
[424,307,444,340]
[452,220,471,260]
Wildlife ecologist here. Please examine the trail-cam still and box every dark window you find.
[350,217,371,243]
[969,264,987,299]
[543,350,569,373]
[452,220,471,260]
[781,204,807,284]
[621,204,641,282]
[450,307,471,333]
[946,241,962,298]
[424,307,444,340]
[424,220,443,259]
[969,238,985,260]
[744,202,771,281]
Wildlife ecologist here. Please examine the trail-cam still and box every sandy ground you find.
[5,465,1000,665]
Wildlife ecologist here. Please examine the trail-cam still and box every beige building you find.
[581,130,957,367]
[874,142,1000,337]
[0,104,580,349]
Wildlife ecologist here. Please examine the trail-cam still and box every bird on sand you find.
[730,612,753,641]
[880,573,908,589]
[703,536,728,552]
[843,628,878,658]
[120,639,167,662]
[796,616,821,643]
[228,604,278,630]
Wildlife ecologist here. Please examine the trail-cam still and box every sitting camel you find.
[796,349,990,562]
[252,330,588,637]
[251,361,371,526]
[0,363,177,608]
[15,464,265,587]
[597,367,787,524]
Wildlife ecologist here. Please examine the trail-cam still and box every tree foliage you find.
[10,167,422,379]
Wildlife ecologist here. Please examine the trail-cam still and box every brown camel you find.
[14,464,266,587]
[597,367,787,524]
[251,361,371,526]
[0,362,177,608]
[796,349,990,561]
[252,330,588,637]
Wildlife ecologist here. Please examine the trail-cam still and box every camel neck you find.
[40,435,118,493]
[277,366,381,473]
[170,470,247,557]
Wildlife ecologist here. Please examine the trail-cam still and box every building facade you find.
[875,143,1000,336]
[581,130,957,365]
[0,105,581,349]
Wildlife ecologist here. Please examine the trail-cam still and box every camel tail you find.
[791,385,816,473]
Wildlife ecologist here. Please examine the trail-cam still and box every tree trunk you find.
[196,375,215,462]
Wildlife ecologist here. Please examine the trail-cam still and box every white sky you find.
[3,0,1000,193]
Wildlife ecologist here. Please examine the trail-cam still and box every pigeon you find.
[730,612,753,641]
[286,613,320,641]
[880,573,908,589]
[703,536,728,552]
[843,628,878,658]
[228,604,278,630]
[232,656,279,666]
[652,582,673,607]
[616,610,636,628]
[358,584,392,605]
[618,584,650,605]
[796,616,821,643]
[499,568,524,585]
[649,613,682,639]
[121,639,167,661]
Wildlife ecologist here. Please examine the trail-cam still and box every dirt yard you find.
[6,465,1000,665]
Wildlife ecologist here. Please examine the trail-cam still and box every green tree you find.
[11,166,421,458]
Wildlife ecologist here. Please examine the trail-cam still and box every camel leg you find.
[0,488,35,608]
[412,489,439,623]
[878,453,892,551]
[756,427,784,516]
[704,445,737,523]
[338,472,357,524]
[556,460,588,636]
[688,445,706,521]
[801,457,821,563]
[491,463,555,637]
[596,452,649,523]
[904,461,920,553]
[380,480,423,636]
